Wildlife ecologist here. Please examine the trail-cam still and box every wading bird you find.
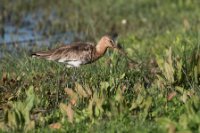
[31,35,118,67]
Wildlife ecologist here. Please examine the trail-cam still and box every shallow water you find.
[0,11,82,47]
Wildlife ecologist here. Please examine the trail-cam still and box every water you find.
[0,11,82,47]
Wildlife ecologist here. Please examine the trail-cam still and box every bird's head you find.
[100,35,118,49]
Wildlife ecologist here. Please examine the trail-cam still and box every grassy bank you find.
[0,0,200,132]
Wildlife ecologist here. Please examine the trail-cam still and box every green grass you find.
[0,0,200,132]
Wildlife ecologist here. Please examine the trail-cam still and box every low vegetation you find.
[0,0,200,132]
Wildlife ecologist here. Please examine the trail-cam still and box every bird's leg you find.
[71,67,78,82]
[56,68,61,105]
[63,66,68,80]
[56,81,60,105]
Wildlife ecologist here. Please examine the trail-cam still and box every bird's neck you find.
[94,42,107,59]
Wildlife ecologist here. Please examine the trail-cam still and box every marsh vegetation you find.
[0,0,200,132]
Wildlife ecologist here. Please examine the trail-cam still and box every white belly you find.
[66,60,82,67]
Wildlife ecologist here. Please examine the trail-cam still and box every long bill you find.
[114,46,139,65]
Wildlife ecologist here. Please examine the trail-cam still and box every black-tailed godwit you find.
[32,35,117,67]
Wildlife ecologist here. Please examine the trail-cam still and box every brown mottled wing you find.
[32,42,95,64]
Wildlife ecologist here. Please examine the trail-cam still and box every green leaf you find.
[100,82,109,90]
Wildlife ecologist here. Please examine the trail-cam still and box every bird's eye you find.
[109,40,113,43]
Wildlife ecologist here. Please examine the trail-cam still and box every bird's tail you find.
[31,51,52,59]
